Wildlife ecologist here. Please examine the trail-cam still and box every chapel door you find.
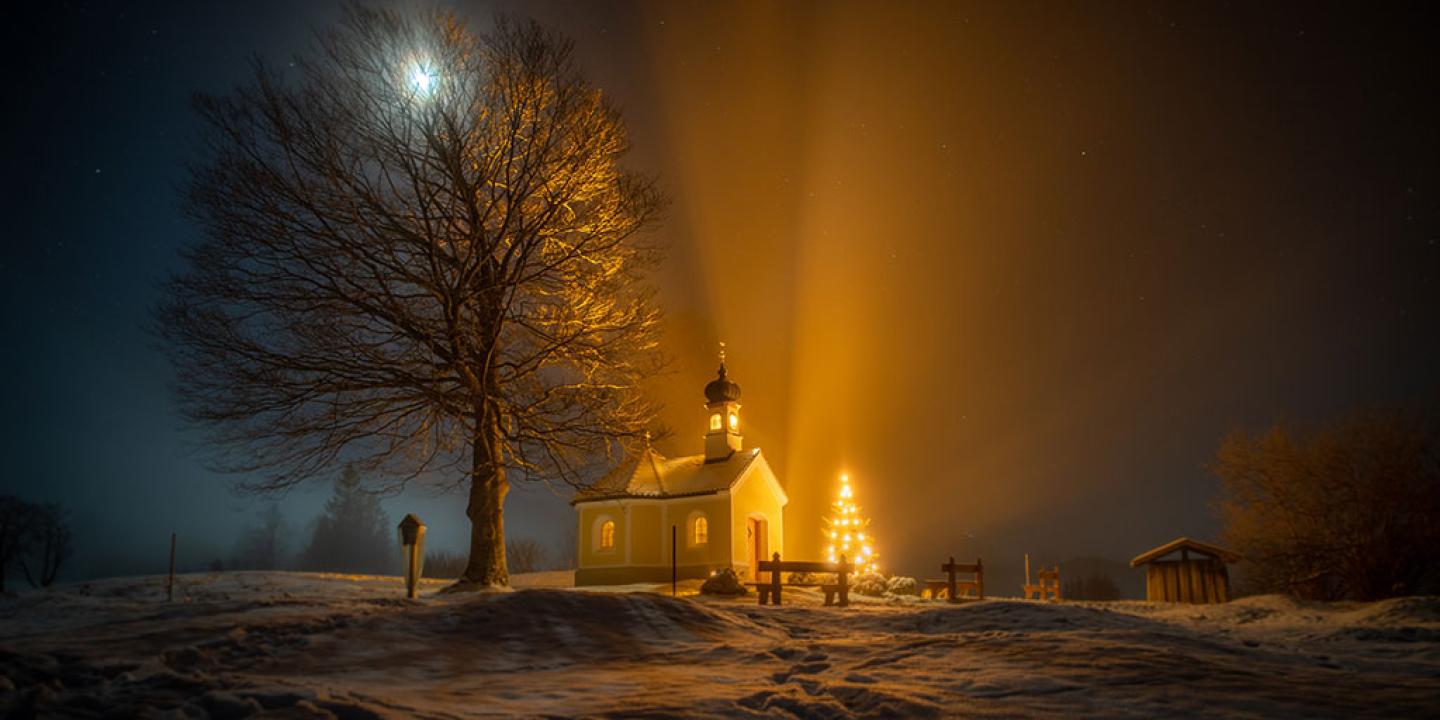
[748,517,768,581]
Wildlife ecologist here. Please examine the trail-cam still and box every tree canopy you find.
[156,5,666,586]
[1215,412,1440,600]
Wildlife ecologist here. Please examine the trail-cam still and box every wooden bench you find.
[749,552,854,607]
[923,556,984,601]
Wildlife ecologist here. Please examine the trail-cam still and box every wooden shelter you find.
[1130,537,1241,604]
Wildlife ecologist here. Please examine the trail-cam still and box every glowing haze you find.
[2,1,1435,585]
[541,0,1440,576]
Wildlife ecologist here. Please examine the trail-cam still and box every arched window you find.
[728,412,739,431]
[599,520,615,550]
[685,509,708,547]
[709,413,722,431]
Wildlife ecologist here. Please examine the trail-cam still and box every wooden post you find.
[946,556,957,603]
[770,552,782,606]
[167,532,177,602]
[976,557,985,600]
[838,554,850,607]
[1025,553,1031,586]
[671,525,677,597]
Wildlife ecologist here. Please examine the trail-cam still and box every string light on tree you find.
[823,473,880,575]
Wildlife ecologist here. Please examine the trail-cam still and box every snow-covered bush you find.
[786,571,838,585]
[701,568,748,596]
[853,572,888,597]
[886,576,919,596]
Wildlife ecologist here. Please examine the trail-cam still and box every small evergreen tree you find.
[301,466,394,574]
[823,473,880,574]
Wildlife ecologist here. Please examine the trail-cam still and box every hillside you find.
[2,572,1438,717]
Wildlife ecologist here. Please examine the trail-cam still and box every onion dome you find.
[704,363,742,404]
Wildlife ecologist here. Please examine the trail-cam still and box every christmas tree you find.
[823,473,880,575]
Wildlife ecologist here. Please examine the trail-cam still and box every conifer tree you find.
[823,473,880,575]
[301,466,394,574]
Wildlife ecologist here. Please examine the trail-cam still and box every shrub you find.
[786,571,836,585]
[423,550,467,579]
[506,538,549,574]
[853,572,888,597]
[701,568,747,596]
[886,576,919,596]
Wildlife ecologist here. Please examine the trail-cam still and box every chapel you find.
[572,354,787,585]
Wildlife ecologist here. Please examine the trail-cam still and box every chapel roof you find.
[572,446,766,504]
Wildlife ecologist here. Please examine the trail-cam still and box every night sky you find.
[2,1,1436,585]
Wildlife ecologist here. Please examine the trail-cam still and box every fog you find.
[2,1,1435,588]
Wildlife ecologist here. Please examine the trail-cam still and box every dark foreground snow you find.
[2,571,1438,718]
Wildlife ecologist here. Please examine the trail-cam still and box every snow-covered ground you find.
[2,571,1438,718]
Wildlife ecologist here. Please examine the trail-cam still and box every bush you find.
[786,571,836,585]
[423,550,467,579]
[506,538,549,574]
[853,572,888,597]
[886,576,918,596]
[701,568,748,596]
[1216,412,1440,601]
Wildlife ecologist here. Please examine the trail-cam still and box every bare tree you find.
[1215,412,1440,600]
[155,5,665,588]
[556,521,578,570]
[233,503,292,571]
[505,537,548,574]
[0,495,36,593]
[19,503,73,589]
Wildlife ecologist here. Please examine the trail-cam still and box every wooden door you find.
[748,517,768,580]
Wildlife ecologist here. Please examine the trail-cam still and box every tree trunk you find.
[463,403,509,587]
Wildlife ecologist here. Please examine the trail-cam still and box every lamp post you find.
[398,514,427,599]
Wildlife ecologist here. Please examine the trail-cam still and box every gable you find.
[730,451,788,506]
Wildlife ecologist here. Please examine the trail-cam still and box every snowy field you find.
[3,571,1439,718]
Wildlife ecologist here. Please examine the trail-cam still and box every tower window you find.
[599,520,615,550]
[728,413,738,431]
[710,413,722,431]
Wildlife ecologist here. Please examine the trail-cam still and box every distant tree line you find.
[224,464,574,578]
[424,538,557,579]
[0,495,73,592]
[1216,411,1440,601]
[226,465,393,574]
[1062,572,1122,601]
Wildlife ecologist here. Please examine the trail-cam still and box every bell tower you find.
[703,343,743,462]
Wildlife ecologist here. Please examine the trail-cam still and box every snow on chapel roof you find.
[572,446,767,504]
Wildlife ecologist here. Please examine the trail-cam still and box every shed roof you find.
[571,446,771,504]
[1130,537,1241,567]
